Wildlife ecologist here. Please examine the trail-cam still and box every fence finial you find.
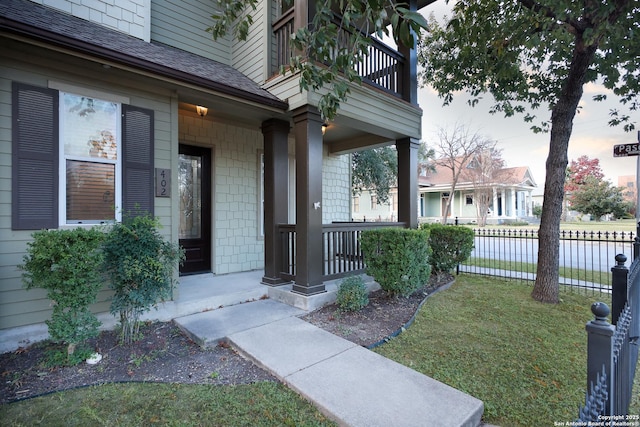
[591,302,610,324]
[614,253,627,267]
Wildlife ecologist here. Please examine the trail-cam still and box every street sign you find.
[613,143,640,157]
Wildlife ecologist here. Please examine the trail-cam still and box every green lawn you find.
[2,275,635,426]
[0,382,336,427]
[375,274,608,426]
[463,257,610,287]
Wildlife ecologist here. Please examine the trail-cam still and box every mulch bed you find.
[0,273,454,404]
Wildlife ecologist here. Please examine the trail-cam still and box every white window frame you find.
[58,89,123,225]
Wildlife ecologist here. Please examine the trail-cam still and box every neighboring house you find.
[420,161,537,224]
[353,160,538,224]
[0,0,429,330]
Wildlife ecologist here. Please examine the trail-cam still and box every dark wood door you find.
[179,144,211,275]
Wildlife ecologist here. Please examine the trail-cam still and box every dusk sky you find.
[418,1,638,195]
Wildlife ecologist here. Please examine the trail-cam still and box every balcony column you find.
[293,0,314,31]
[396,137,419,228]
[397,0,418,104]
[292,106,325,295]
[261,119,291,285]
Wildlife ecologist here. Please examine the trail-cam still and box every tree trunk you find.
[532,42,597,303]
[442,184,455,224]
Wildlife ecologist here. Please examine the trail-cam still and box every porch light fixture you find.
[321,123,328,135]
[196,105,208,117]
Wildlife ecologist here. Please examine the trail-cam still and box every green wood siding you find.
[232,0,269,83]
[151,0,232,65]
[0,45,174,330]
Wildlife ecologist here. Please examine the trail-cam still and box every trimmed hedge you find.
[360,228,432,297]
[336,276,369,312]
[420,223,474,273]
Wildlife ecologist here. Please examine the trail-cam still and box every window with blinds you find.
[60,92,120,223]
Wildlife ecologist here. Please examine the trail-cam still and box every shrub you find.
[102,213,184,344]
[420,224,474,274]
[360,228,432,297]
[19,227,105,360]
[336,276,369,312]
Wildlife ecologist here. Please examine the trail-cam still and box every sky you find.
[417,1,639,195]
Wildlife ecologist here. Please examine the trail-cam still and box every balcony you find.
[272,8,407,101]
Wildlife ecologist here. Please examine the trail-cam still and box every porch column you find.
[510,188,516,218]
[492,188,498,217]
[261,119,290,285]
[396,137,419,228]
[397,0,418,105]
[292,106,325,295]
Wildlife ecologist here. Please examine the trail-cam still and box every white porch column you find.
[492,188,498,217]
[528,190,533,216]
[510,189,516,218]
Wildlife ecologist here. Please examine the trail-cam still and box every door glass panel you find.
[179,154,202,239]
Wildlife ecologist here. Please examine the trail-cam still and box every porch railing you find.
[577,253,640,420]
[272,11,405,98]
[277,222,406,281]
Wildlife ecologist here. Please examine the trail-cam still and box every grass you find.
[375,274,609,426]
[0,382,336,427]
[464,257,610,287]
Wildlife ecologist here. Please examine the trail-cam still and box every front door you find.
[179,144,211,275]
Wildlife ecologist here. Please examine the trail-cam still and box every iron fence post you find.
[634,221,640,261]
[586,302,616,416]
[611,254,628,326]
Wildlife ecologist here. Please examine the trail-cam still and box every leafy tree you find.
[431,123,496,223]
[565,155,605,193]
[533,203,542,218]
[419,1,638,303]
[352,146,397,204]
[568,175,631,220]
[352,139,434,206]
[208,0,428,120]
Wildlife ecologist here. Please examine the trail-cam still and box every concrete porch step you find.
[174,299,305,347]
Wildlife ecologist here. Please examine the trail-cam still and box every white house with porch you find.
[419,164,537,224]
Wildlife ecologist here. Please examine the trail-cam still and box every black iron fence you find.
[461,229,637,294]
[577,253,640,420]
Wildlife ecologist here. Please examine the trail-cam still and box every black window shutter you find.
[12,82,59,230]
[122,104,154,216]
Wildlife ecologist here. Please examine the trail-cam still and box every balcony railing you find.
[272,11,405,99]
[278,221,407,282]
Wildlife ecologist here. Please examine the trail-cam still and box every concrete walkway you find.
[175,298,485,427]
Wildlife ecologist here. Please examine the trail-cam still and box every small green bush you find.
[420,224,474,274]
[360,228,432,297]
[19,227,105,359]
[102,213,184,344]
[336,276,369,312]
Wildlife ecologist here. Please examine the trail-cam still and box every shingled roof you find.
[0,0,288,110]
[419,159,537,189]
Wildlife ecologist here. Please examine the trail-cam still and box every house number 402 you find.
[155,168,171,197]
